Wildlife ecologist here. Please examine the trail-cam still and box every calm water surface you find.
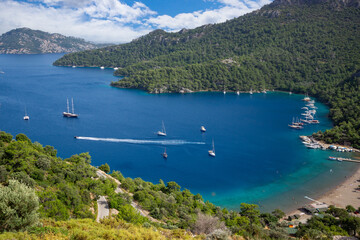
[0,54,356,212]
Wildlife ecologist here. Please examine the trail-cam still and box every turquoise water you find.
[0,54,356,212]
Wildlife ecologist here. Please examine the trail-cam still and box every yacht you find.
[100,66,105,70]
[63,98,78,118]
[23,107,29,120]
[157,121,167,136]
[162,148,168,159]
[208,139,216,157]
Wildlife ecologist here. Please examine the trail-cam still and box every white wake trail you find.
[75,136,205,145]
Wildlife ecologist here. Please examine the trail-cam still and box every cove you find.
[0,54,355,212]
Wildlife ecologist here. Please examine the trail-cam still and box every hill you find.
[53,0,360,148]
[0,28,104,54]
[0,131,359,239]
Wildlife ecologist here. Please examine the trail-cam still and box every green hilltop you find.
[53,0,360,148]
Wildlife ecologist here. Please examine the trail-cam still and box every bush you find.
[98,163,110,173]
[0,180,39,232]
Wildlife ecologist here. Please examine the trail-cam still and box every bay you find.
[0,54,355,212]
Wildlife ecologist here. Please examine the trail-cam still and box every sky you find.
[0,0,272,43]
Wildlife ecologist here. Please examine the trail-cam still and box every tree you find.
[272,208,285,219]
[0,180,39,232]
[192,213,227,235]
[0,166,8,183]
[99,163,110,173]
[15,133,31,143]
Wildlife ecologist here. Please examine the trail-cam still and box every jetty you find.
[328,157,360,163]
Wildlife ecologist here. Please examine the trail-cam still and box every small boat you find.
[114,67,118,70]
[249,89,253,95]
[223,90,226,94]
[289,91,292,95]
[72,66,76,68]
[23,107,29,120]
[208,139,216,157]
[262,90,267,93]
[236,91,240,95]
[63,98,78,118]
[162,148,168,159]
[302,94,311,101]
[328,156,337,161]
[74,136,79,139]
[100,66,105,69]
[157,121,166,136]
[200,126,206,132]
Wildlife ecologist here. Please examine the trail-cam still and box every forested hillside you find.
[53,0,360,147]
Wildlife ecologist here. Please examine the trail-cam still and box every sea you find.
[0,54,356,213]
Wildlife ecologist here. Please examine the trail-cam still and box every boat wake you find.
[75,136,205,146]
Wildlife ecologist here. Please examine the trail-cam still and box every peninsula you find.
[54,0,360,149]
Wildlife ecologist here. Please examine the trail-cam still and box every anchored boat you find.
[63,98,78,118]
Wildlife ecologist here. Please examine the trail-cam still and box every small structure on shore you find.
[302,203,329,214]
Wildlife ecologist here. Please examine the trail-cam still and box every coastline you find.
[287,153,360,217]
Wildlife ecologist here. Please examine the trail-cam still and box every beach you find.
[287,155,360,221]
[316,164,360,208]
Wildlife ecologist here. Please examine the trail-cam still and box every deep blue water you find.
[0,54,356,212]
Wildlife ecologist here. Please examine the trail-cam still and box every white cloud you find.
[0,0,271,43]
[147,0,271,31]
[0,0,153,43]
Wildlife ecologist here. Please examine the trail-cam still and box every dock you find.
[328,156,360,163]
[337,158,360,163]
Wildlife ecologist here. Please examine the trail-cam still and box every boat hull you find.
[63,112,78,118]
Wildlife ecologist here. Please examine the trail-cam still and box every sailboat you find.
[63,98,78,118]
[200,126,206,132]
[249,88,253,95]
[162,148,168,159]
[236,91,240,95]
[23,107,29,120]
[208,139,216,157]
[157,121,166,136]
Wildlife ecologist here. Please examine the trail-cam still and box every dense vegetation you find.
[54,0,360,148]
[0,131,359,239]
[0,131,116,224]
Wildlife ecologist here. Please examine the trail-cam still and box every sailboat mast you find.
[71,98,75,114]
[212,139,215,153]
[162,121,166,134]
[67,98,70,113]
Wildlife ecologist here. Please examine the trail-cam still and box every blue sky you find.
[0,0,272,43]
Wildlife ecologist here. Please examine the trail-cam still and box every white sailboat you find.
[236,91,240,95]
[208,139,215,157]
[63,98,78,118]
[23,107,29,120]
[249,88,253,95]
[157,121,166,136]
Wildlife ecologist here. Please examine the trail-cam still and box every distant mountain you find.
[0,28,105,54]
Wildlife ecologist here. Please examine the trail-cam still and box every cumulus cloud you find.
[0,0,271,43]
[147,0,272,31]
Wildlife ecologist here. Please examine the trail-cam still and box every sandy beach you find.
[316,164,360,209]
[287,156,360,221]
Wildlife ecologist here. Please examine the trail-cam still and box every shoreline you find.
[287,154,360,217]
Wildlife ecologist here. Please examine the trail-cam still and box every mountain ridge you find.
[0,28,105,54]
